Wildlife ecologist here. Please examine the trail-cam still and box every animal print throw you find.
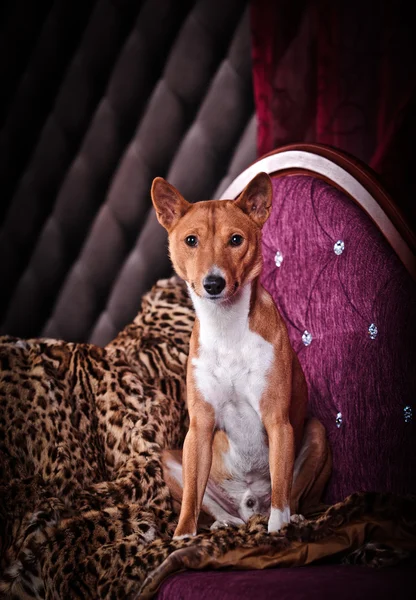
[1,278,415,599]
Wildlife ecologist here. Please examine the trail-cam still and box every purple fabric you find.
[260,175,416,503]
[157,564,416,599]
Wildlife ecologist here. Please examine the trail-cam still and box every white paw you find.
[210,520,229,530]
[290,514,305,524]
[268,506,290,533]
[210,517,244,530]
[173,531,196,540]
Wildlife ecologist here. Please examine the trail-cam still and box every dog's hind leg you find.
[290,417,332,517]
[162,449,186,516]
[162,449,244,529]
[202,495,245,530]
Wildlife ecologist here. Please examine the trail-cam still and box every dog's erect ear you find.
[234,172,273,227]
[151,177,190,232]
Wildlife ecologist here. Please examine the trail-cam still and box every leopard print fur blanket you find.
[0,277,415,599]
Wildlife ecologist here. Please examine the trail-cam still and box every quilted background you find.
[0,0,255,345]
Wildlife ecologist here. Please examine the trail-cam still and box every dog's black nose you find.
[203,275,226,296]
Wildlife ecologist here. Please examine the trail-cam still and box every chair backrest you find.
[221,143,416,504]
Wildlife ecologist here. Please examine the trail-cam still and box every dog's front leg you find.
[174,391,215,539]
[266,420,295,532]
[262,352,295,533]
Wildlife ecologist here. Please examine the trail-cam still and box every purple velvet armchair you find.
[157,144,416,599]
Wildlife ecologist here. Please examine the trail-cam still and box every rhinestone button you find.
[404,405,412,423]
[302,330,312,346]
[336,412,343,428]
[274,251,283,267]
[368,323,378,339]
[334,240,345,255]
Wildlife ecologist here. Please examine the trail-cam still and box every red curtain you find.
[250,0,416,227]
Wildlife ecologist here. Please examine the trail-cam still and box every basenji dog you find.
[151,173,331,538]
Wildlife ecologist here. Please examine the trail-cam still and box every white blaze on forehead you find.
[209,265,224,277]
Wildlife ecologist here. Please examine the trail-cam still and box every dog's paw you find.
[210,520,229,530]
[173,524,196,539]
[290,514,306,524]
[173,531,196,540]
[210,517,244,530]
[268,506,290,533]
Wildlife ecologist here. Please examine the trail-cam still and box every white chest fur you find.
[189,284,274,490]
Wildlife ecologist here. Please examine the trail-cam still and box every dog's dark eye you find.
[185,235,198,247]
[230,234,244,247]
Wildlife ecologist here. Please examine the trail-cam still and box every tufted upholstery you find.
[0,0,255,345]
[261,175,416,503]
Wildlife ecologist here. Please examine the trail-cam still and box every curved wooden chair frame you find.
[220,144,416,281]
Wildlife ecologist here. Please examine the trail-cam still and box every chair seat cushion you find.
[157,564,416,599]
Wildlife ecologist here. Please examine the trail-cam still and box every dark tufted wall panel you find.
[0,0,256,345]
